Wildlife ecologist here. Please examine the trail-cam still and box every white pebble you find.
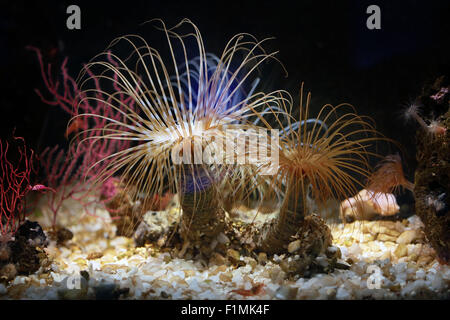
[336,286,351,299]
[0,284,6,295]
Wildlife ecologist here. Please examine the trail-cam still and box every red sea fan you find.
[0,136,51,240]
[27,46,133,159]
[28,46,135,227]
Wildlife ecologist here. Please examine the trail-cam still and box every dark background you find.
[0,0,449,181]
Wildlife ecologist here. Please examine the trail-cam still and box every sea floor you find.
[1,202,449,300]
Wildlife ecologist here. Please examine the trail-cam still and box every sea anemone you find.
[367,153,414,194]
[253,84,388,254]
[71,19,288,246]
[404,103,446,135]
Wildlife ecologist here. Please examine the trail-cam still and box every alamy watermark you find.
[366,265,383,289]
[170,128,279,175]
[366,5,381,30]
[66,5,81,30]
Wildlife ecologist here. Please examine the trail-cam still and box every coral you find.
[29,47,134,231]
[0,136,51,238]
[39,144,107,232]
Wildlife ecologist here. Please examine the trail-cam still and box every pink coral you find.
[28,47,135,227]
[0,136,50,239]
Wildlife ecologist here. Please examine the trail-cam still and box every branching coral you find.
[29,47,135,232]
[72,19,288,245]
[0,136,51,280]
[39,144,112,232]
[0,136,51,240]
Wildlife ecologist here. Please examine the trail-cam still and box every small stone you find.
[217,233,230,244]
[74,258,88,267]
[0,263,17,281]
[209,252,227,266]
[362,234,375,242]
[326,246,342,259]
[0,244,11,261]
[394,244,408,258]
[288,240,301,253]
[0,283,6,295]
[417,255,433,266]
[258,252,268,265]
[396,230,422,245]
[336,287,351,299]
[377,234,398,242]
[7,284,29,299]
[275,285,298,299]
[379,250,391,261]
[390,283,402,292]
[219,272,232,282]
[227,249,240,263]
[87,252,103,260]
[246,258,257,269]
[348,243,361,257]
[183,269,196,277]
[408,253,418,262]
[94,283,129,300]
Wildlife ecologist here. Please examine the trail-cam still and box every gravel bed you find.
[1,207,448,300]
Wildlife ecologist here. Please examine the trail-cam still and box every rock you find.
[394,244,408,258]
[377,234,398,242]
[0,263,17,282]
[379,250,391,260]
[340,189,400,221]
[219,273,232,282]
[226,249,240,263]
[9,220,48,275]
[377,227,400,237]
[275,285,298,299]
[368,222,401,237]
[258,252,268,265]
[94,283,129,300]
[417,255,433,266]
[348,243,362,257]
[209,252,227,266]
[217,232,230,244]
[48,227,73,245]
[87,252,103,260]
[287,240,301,253]
[408,253,418,262]
[413,75,450,264]
[133,211,174,247]
[0,283,6,295]
[336,286,351,299]
[326,246,342,259]
[362,234,375,242]
[396,230,422,244]
[0,243,11,261]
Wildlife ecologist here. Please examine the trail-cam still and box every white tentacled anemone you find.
[71,19,289,214]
